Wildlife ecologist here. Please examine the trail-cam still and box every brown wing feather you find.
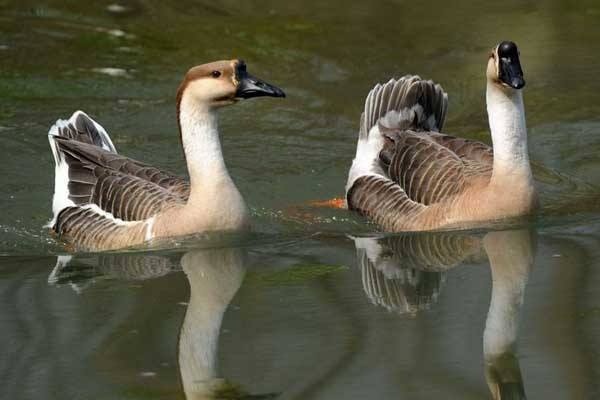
[54,207,147,250]
[380,130,468,205]
[349,129,494,230]
[55,138,186,222]
[56,138,190,200]
[427,133,494,178]
[347,175,426,231]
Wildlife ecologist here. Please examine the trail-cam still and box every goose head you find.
[177,59,285,110]
[487,41,525,90]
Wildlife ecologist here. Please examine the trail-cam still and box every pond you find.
[1,0,600,399]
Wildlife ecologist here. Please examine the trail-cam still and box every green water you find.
[2,1,600,399]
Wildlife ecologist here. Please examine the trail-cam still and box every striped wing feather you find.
[362,76,448,138]
[428,133,494,177]
[56,138,188,222]
[382,129,467,205]
[57,138,190,201]
[347,175,425,232]
[348,130,494,230]
[55,111,116,152]
[53,206,146,249]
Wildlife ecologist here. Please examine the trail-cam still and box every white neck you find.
[486,83,532,184]
[178,96,232,197]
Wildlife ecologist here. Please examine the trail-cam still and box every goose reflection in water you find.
[352,229,535,400]
[49,248,276,400]
[178,249,277,400]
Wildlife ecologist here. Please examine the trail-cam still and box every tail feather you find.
[360,75,448,140]
[49,110,116,153]
[46,111,115,228]
[348,75,448,190]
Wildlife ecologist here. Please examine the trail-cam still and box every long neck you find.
[486,83,532,184]
[178,96,232,200]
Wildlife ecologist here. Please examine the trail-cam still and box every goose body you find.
[47,60,284,251]
[346,41,536,231]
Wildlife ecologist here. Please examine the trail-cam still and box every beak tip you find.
[511,79,526,89]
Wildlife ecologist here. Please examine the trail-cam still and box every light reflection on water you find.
[1,0,600,398]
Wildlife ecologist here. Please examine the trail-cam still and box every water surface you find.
[1,1,600,399]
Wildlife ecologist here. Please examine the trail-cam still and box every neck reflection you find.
[178,248,246,399]
[352,228,535,399]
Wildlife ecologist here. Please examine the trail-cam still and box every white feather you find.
[346,121,387,191]
[46,128,74,228]
[48,255,73,284]
[352,236,384,263]
[145,217,155,241]
[346,104,433,191]
[377,105,424,130]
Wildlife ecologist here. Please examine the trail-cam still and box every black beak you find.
[499,57,525,89]
[236,74,286,99]
[497,41,525,89]
[234,60,285,99]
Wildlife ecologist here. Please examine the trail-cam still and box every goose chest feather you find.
[346,41,537,231]
[47,60,285,251]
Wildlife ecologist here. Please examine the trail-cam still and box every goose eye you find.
[211,70,221,78]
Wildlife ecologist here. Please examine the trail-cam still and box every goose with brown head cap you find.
[47,60,284,251]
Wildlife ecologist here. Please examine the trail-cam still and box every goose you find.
[47,60,285,251]
[346,41,536,231]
